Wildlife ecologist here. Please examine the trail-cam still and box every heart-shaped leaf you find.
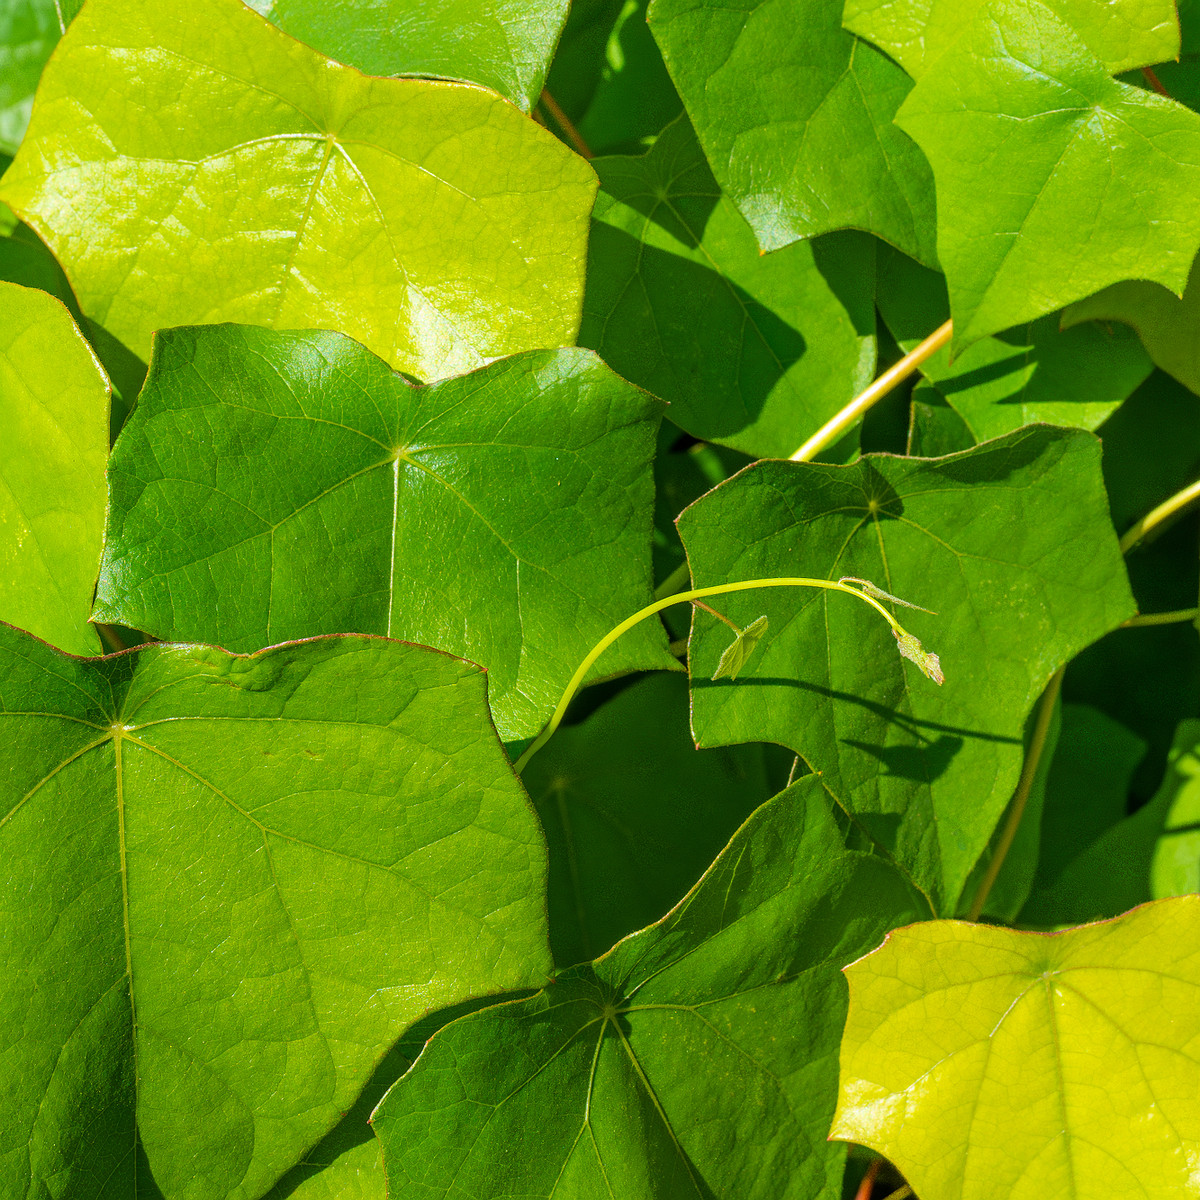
[833,896,1200,1200]
[0,625,550,1200]
[92,325,673,741]
[373,778,925,1199]
[0,0,596,381]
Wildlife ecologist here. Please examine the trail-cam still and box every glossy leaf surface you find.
[647,0,937,260]
[843,0,1180,80]
[374,778,924,1199]
[244,0,568,112]
[0,0,596,381]
[582,116,876,458]
[522,671,779,966]
[93,325,672,741]
[0,626,550,1199]
[678,428,1135,912]
[833,897,1200,1200]
[0,281,107,656]
[895,0,1200,348]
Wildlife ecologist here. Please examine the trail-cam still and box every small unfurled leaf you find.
[893,630,944,685]
[712,615,770,681]
[833,897,1200,1200]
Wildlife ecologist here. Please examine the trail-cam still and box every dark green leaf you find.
[373,778,924,1199]
[677,427,1135,911]
[647,0,937,261]
[522,671,780,965]
[906,380,975,456]
[0,0,596,382]
[0,626,550,1199]
[93,325,673,741]
[582,115,876,458]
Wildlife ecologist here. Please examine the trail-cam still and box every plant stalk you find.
[539,90,592,159]
[1122,608,1200,628]
[789,319,953,462]
[513,577,913,773]
[1119,477,1200,553]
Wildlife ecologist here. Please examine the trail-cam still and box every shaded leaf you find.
[0,0,596,382]
[0,0,76,155]
[0,626,550,1199]
[244,0,568,112]
[582,115,877,457]
[906,381,974,457]
[895,0,1200,349]
[647,0,937,261]
[93,325,673,741]
[877,246,1152,440]
[522,671,781,966]
[833,897,1200,1200]
[374,778,925,1200]
[677,427,1135,912]
[843,0,1180,80]
[0,280,107,655]
[1148,720,1200,899]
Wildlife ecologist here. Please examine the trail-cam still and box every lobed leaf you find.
[92,325,673,741]
[582,115,877,458]
[0,626,551,1199]
[647,0,937,261]
[895,0,1200,349]
[0,280,108,656]
[373,778,925,1199]
[833,897,1200,1200]
[677,426,1135,913]
[0,0,596,382]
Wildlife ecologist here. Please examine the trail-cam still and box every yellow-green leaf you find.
[0,0,596,382]
[0,280,107,656]
[833,897,1200,1200]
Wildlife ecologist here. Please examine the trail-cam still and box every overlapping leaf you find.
[877,248,1152,442]
[373,779,924,1199]
[833,897,1200,1200]
[522,671,781,966]
[647,0,937,261]
[582,116,876,458]
[678,427,1135,912]
[0,281,108,656]
[0,0,596,382]
[894,0,1200,349]
[0,0,80,155]
[93,325,673,740]
[843,0,1180,80]
[243,0,568,112]
[0,625,550,1200]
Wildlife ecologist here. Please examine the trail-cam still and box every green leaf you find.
[582,115,877,458]
[1020,704,1149,925]
[243,0,568,113]
[1150,720,1200,898]
[0,0,73,156]
[93,325,673,741]
[1064,256,1200,397]
[894,0,1200,349]
[843,0,1180,81]
[646,0,937,261]
[0,0,596,382]
[877,247,1153,441]
[373,778,924,1200]
[0,624,550,1199]
[833,896,1200,1200]
[0,280,108,656]
[907,381,975,456]
[677,427,1135,912]
[522,671,781,965]
[713,614,770,681]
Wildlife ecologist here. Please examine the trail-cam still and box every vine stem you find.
[966,668,1063,921]
[789,319,953,462]
[853,1158,882,1200]
[1122,608,1199,628]
[1119,477,1200,552]
[513,577,909,774]
[539,90,592,159]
